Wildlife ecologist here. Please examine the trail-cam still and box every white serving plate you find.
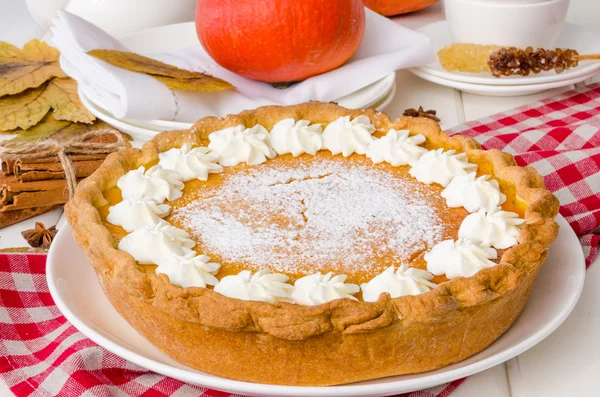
[83,22,396,141]
[47,215,585,396]
[412,21,600,87]
[410,67,598,97]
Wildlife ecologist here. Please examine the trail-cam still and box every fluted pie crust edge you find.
[65,102,559,386]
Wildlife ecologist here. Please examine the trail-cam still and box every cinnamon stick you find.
[0,175,78,211]
[1,158,17,175]
[0,205,61,229]
[15,154,106,182]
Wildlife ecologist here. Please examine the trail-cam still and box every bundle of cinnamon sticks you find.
[0,126,128,228]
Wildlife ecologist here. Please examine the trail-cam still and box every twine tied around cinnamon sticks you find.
[0,128,126,199]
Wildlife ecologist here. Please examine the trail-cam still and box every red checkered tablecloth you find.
[1,84,599,396]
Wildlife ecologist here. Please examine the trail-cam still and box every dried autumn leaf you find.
[0,39,66,97]
[44,78,95,124]
[87,49,234,92]
[8,113,71,142]
[0,83,49,131]
[0,77,95,131]
[151,75,229,91]
[9,113,113,144]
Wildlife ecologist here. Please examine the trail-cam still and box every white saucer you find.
[47,215,585,396]
[83,22,397,142]
[413,21,600,86]
[411,67,599,97]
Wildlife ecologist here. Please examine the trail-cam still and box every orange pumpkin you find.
[363,0,439,16]
[195,0,366,83]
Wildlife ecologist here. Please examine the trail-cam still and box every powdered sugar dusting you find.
[171,159,445,277]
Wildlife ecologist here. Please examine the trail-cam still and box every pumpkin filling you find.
[99,152,524,287]
[162,152,465,284]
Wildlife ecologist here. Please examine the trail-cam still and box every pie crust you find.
[65,102,559,386]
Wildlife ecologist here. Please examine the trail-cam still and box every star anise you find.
[21,222,57,249]
[403,106,441,122]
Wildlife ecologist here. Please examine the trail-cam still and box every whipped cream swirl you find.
[291,272,359,306]
[158,143,223,182]
[361,264,437,302]
[366,130,427,166]
[118,165,184,203]
[425,238,498,279]
[155,252,220,289]
[459,207,525,249]
[270,118,323,157]
[323,115,376,157]
[409,149,477,187]
[208,124,276,166]
[213,270,293,304]
[118,220,195,264]
[441,172,507,213]
[106,198,169,232]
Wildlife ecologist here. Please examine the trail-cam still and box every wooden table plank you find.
[389,70,463,129]
[452,365,511,397]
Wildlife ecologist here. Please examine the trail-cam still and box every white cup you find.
[445,0,570,48]
[26,0,197,37]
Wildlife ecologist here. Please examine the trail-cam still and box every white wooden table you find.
[1,1,599,396]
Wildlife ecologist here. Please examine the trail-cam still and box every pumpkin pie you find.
[66,102,559,386]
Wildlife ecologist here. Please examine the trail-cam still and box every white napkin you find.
[51,9,433,122]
